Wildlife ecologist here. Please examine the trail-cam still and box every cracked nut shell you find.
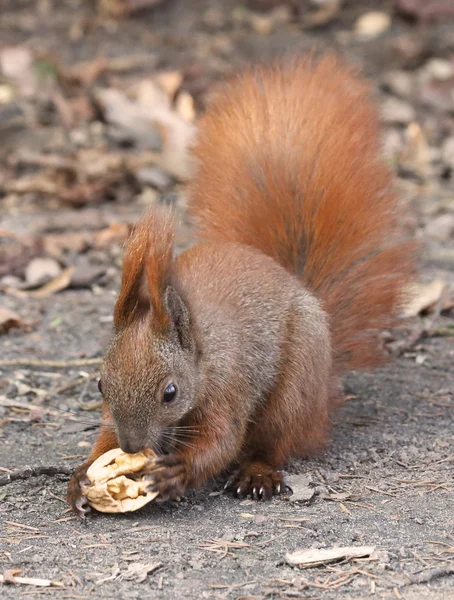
[81,448,159,513]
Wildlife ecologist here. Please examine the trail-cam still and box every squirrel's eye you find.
[98,380,103,394]
[163,383,177,404]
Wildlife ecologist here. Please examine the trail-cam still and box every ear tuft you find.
[114,207,175,329]
[164,285,194,350]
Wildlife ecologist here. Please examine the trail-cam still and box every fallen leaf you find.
[154,71,183,99]
[304,0,341,27]
[0,307,25,334]
[2,569,22,584]
[0,47,37,98]
[95,560,162,584]
[286,474,315,503]
[94,222,130,248]
[26,268,74,299]
[25,257,61,288]
[95,86,195,180]
[120,562,162,582]
[175,91,195,123]
[43,232,92,258]
[402,279,447,317]
[286,545,375,568]
[95,87,164,151]
[98,0,166,18]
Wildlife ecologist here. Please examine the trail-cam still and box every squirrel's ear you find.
[164,285,194,351]
[114,208,175,329]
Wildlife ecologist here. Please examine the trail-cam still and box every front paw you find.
[144,454,190,502]
[67,463,92,517]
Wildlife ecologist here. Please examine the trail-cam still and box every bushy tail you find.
[187,55,416,372]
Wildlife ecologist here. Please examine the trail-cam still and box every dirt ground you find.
[1,1,453,598]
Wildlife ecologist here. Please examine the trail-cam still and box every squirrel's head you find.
[98,208,200,454]
[100,284,200,454]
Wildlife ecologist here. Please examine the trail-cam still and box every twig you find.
[406,565,454,585]
[47,372,100,398]
[0,358,102,368]
[0,573,64,587]
[0,465,73,487]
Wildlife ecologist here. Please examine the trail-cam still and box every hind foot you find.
[224,461,283,500]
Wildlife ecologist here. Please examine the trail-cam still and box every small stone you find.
[381,97,416,125]
[25,258,61,288]
[137,167,172,190]
[355,12,391,39]
[382,70,414,98]
[424,59,454,81]
[442,137,454,169]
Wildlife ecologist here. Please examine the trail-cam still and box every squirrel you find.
[68,55,416,515]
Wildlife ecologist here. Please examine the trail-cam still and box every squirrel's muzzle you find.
[118,433,146,455]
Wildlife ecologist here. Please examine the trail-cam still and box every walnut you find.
[81,448,159,513]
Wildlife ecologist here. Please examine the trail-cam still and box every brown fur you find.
[68,55,416,514]
[113,207,174,330]
[188,55,416,372]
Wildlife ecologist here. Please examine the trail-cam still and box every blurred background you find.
[1,0,454,316]
[0,0,453,385]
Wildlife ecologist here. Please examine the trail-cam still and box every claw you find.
[224,477,234,491]
[259,486,264,498]
[236,486,242,497]
[75,494,91,517]
[276,484,281,494]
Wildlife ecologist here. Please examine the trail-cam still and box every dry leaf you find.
[43,232,92,257]
[121,562,162,582]
[304,0,341,27]
[286,474,315,503]
[0,46,37,98]
[25,257,61,288]
[26,267,74,298]
[175,91,195,123]
[96,87,195,180]
[402,279,447,317]
[286,545,375,568]
[0,307,25,334]
[154,71,183,99]
[98,0,165,18]
[94,223,131,248]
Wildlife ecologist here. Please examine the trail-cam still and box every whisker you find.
[165,437,196,450]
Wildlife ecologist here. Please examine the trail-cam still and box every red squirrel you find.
[68,55,415,515]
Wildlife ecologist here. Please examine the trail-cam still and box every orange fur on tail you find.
[114,207,175,329]
[188,55,416,372]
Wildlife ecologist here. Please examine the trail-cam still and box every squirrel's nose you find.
[119,436,145,455]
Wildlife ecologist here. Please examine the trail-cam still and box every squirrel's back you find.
[188,55,415,373]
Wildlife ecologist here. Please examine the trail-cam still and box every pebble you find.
[381,97,416,125]
[355,12,391,39]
